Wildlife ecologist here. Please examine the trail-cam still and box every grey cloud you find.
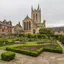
[0,0,64,27]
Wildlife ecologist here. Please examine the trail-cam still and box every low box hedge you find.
[43,44,62,53]
[1,51,15,61]
[43,48,62,53]
[6,47,43,57]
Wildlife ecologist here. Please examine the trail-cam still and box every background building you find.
[51,26,64,35]
[12,22,23,34]
[0,19,12,35]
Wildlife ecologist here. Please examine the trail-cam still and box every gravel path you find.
[0,51,64,64]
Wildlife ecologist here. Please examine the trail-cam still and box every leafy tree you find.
[39,28,54,36]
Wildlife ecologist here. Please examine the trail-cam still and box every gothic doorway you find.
[33,29,36,34]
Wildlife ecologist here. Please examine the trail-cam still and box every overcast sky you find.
[0,0,64,27]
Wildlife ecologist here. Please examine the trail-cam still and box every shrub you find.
[6,47,43,57]
[25,33,32,38]
[7,39,13,43]
[54,35,64,44]
[1,51,15,61]
[39,28,54,36]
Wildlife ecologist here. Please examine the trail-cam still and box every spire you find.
[43,20,46,27]
[37,4,40,10]
[26,15,29,18]
[31,6,33,11]
[18,22,20,25]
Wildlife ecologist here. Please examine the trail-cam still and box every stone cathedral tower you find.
[31,4,41,24]
[23,4,46,34]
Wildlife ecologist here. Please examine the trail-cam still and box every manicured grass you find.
[0,44,25,50]
[0,43,43,50]
[25,42,37,45]
[0,41,59,50]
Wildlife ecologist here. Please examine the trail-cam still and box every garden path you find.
[0,52,64,64]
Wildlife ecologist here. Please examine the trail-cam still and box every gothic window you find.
[24,21,31,30]
[29,21,31,30]
[24,22,26,30]
[26,22,28,30]
[24,22,29,30]
[33,14,35,20]
[36,14,37,20]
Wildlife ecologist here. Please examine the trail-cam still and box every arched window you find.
[29,21,31,30]
[27,22,28,30]
[24,22,26,30]
[36,14,37,20]
[33,14,35,20]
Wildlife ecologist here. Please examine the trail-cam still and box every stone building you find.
[51,26,64,35]
[23,5,46,34]
[12,22,23,34]
[0,19,12,35]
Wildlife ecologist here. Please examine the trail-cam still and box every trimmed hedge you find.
[6,47,43,57]
[43,44,62,53]
[1,51,15,61]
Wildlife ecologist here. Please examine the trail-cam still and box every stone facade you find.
[23,5,46,34]
[12,22,23,34]
[0,19,12,35]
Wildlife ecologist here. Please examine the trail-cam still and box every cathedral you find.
[23,4,46,34]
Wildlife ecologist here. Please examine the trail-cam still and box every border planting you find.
[6,47,43,57]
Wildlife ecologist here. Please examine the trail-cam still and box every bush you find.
[1,51,15,61]
[25,33,33,38]
[7,39,13,43]
[54,35,64,44]
[39,28,54,36]
[6,47,43,57]
[5,39,14,44]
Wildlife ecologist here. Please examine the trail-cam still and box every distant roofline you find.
[47,26,64,28]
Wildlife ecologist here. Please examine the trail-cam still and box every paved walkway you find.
[0,51,64,64]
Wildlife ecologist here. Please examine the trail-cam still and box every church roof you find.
[23,15,32,21]
[50,26,64,32]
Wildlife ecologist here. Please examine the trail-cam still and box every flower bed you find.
[6,46,43,57]
[16,46,43,51]
[43,44,62,53]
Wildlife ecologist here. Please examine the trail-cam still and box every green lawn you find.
[0,42,46,50]
[25,42,37,45]
[0,42,41,50]
[0,44,25,50]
